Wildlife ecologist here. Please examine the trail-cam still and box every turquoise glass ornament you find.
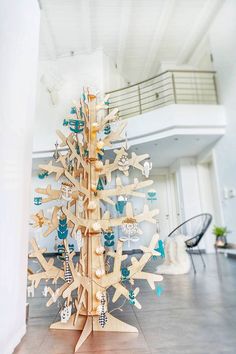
[70,107,77,114]
[156,284,163,297]
[103,230,115,247]
[115,196,127,214]
[121,267,130,281]
[38,171,48,179]
[57,217,68,239]
[129,289,135,305]
[96,177,104,191]
[147,190,157,203]
[69,119,84,133]
[34,197,42,205]
[154,240,165,258]
[104,124,111,135]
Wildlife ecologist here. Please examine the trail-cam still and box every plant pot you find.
[215,236,227,248]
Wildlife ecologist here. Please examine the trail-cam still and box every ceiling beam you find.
[116,0,133,78]
[139,0,176,81]
[177,0,225,65]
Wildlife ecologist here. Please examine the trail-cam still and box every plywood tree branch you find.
[29,91,164,352]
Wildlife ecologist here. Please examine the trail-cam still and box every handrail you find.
[107,70,216,94]
[106,70,218,119]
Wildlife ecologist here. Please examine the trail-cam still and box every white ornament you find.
[61,184,72,201]
[42,286,49,297]
[142,160,152,178]
[77,196,84,214]
[60,304,72,323]
[75,230,83,250]
[27,283,35,297]
[118,154,129,173]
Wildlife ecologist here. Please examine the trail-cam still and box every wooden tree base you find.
[50,313,138,352]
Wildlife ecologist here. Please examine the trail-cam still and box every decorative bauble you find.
[96,246,105,255]
[95,268,105,278]
[92,222,101,232]
[95,160,103,171]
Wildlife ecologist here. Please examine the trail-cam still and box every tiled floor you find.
[14,254,236,354]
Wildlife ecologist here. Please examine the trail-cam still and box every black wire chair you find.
[168,213,212,273]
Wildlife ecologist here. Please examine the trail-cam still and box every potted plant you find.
[212,225,229,247]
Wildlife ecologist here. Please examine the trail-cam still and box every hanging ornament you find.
[147,189,157,203]
[103,229,115,247]
[156,284,163,297]
[75,143,80,155]
[115,196,127,214]
[121,217,141,237]
[68,119,85,134]
[63,118,69,126]
[38,171,48,179]
[57,215,68,240]
[118,154,129,174]
[125,131,129,151]
[64,252,72,283]
[54,234,58,252]
[75,230,83,250]
[154,240,165,259]
[77,196,84,214]
[42,286,49,297]
[121,267,130,282]
[34,197,42,206]
[104,123,111,135]
[53,141,60,160]
[96,177,104,191]
[83,149,89,158]
[70,106,77,114]
[129,289,136,305]
[67,159,74,174]
[142,160,152,178]
[61,182,72,201]
[27,283,35,298]
[120,218,142,248]
[60,304,72,323]
[98,293,107,328]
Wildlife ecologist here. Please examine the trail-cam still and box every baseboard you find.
[3,324,26,354]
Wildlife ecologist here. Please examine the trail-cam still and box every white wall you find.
[33,50,126,153]
[208,0,236,242]
[0,1,40,353]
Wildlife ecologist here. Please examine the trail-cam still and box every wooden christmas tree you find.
[29,90,164,352]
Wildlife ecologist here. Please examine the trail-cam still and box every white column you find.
[0,1,40,353]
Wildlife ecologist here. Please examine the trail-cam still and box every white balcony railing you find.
[106,70,218,119]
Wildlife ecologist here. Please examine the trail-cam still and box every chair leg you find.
[198,246,206,268]
[189,250,196,274]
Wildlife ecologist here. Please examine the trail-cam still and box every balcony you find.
[107,70,218,120]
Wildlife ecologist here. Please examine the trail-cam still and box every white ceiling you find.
[130,134,220,167]
[39,0,224,83]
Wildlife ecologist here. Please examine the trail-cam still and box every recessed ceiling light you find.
[196,138,200,141]
[174,138,179,141]
[154,143,158,146]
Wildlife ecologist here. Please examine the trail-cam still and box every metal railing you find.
[106,70,218,119]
